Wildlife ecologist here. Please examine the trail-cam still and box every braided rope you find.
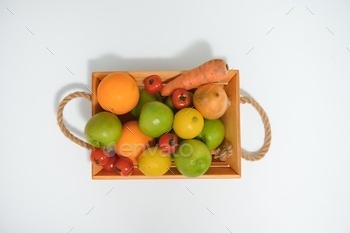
[240,96,272,161]
[57,91,95,150]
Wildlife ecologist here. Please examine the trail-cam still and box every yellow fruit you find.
[173,108,204,139]
[138,147,171,176]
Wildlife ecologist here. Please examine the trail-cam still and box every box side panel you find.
[221,71,241,176]
[92,167,240,180]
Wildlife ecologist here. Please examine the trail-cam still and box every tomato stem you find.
[169,138,176,146]
[179,93,186,101]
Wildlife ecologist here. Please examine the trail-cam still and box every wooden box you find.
[91,70,241,179]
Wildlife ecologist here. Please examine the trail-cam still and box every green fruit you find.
[196,119,225,150]
[165,96,176,112]
[155,92,163,102]
[131,89,160,118]
[139,101,174,138]
[84,111,122,149]
[174,139,212,177]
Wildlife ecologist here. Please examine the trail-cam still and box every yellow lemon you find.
[138,147,171,176]
[173,108,204,139]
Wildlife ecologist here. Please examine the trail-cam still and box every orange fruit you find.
[97,72,139,115]
[115,121,154,165]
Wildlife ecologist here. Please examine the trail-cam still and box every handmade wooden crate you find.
[90,70,241,179]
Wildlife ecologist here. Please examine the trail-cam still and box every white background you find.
[1,0,350,232]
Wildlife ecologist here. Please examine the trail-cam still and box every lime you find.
[139,101,174,138]
[196,118,225,150]
[174,139,212,177]
[131,89,162,118]
[138,147,172,176]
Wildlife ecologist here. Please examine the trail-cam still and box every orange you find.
[115,121,154,165]
[97,72,139,115]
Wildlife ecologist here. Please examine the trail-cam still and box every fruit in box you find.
[158,133,179,154]
[139,101,174,138]
[193,83,229,120]
[171,88,193,110]
[173,108,204,139]
[165,96,176,112]
[143,75,163,94]
[90,149,110,166]
[196,118,225,150]
[131,89,162,118]
[114,157,134,176]
[138,147,172,176]
[84,111,122,150]
[115,120,154,165]
[97,72,139,115]
[174,139,212,178]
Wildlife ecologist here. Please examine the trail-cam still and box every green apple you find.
[131,89,162,118]
[155,92,163,102]
[165,96,176,112]
[174,139,212,177]
[196,118,225,150]
[84,111,122,149]
[139,101,173,138]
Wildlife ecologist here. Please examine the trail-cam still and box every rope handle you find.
[57,92,272,161]
[240,96,272,161]
[57,91,94,150]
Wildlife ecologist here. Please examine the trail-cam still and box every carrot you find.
[161,59,229,96]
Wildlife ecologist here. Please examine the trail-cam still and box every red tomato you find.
[158,133,179,154]
[114,157,134,176]
[102,157,118,172]
[90,149,110,166]
[143,75,163,94]
[171,88,192,109]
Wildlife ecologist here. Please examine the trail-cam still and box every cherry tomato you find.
[90,149,110,166]
[159,133,178,154]
[114,157,134,176]
[143,75,163,94]
[102,156,118,172]
[171,88,192,110]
